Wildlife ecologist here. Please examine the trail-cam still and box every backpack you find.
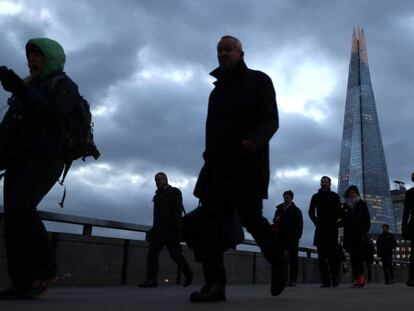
[50,75,101,207]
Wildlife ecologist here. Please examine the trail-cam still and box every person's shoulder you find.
[246,68,272,82]
[275,203,284,210]
[168,185,182,195]
[47,72,79,93]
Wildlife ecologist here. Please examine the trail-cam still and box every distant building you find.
[390,181,406,234]
[338,27,395,233]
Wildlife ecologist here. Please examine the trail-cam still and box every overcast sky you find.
[1,0,414,246]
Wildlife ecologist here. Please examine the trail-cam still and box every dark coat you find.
[194,60,278,199]
[402,187,414,240]
[308,189,342,247]
[151,185,184,241]
[340,199,371,253]
[273,202,303,247]
[376,232,397,258]
[0,72,80,165]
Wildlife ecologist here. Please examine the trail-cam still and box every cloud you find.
[1,0,414,248]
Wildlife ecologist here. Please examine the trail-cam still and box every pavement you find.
[1,283,413,311]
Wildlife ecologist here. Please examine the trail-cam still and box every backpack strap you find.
[58,160,73,208]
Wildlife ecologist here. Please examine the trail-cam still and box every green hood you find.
[26,38,66,77]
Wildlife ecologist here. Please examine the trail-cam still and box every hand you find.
[241,139,256,152]
[0,68,26,95]
[0,66,9,79]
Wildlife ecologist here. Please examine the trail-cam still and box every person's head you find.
[283,190,294,204]
[25,38,65,80]
[154,172,168,189]
[217,35,244,72]
[320,176,331,191]
[382,224,389,233]
[411,172,414,183]
[345,185,360,199]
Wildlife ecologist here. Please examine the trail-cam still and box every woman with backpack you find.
[0,38,81,299]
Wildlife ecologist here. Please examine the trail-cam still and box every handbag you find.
[181,201,245,252]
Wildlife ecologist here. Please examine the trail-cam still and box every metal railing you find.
[0,206,318,257]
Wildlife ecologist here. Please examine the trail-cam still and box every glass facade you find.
[338,28,395,233]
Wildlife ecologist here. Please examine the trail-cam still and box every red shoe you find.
[356,276,366,288]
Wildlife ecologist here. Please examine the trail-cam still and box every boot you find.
[190,284,226,303]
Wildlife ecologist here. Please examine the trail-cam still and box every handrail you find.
[0,206,318,256]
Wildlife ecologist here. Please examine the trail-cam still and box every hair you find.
[155,172,168,181]
[344,185,360,198]
[321,176,331,182]
[283,190,294,198]
[382,224,389,229]
[411,172,414,182]
[219,35,243,52]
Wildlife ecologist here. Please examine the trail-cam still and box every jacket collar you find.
[210,60,248,83]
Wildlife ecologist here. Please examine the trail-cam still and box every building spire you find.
[358,27,368,64]
[351,27,358,54]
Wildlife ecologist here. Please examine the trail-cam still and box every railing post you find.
[83,224,93,236]
[252,252,257,284]
[121,239,130,285]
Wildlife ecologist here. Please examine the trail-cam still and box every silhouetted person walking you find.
[308,176,342,288]
[376,224,397,285]
[340,185,370,288]
[190,35,287,302]
[0,38,85,299]
[273,190,303,287]
[402,173,414,287]
[139,172,192,288]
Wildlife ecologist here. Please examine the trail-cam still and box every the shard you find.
[338,27,395,233]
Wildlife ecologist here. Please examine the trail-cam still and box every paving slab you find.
[1,283,413,311]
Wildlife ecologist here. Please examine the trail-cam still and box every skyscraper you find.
[338,27,395,233]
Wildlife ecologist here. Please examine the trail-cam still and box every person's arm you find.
[308,195,318,226]
[170,188,184,230]
[247,73,278,149]
[361,201,371,233]
[297,208,304,240]
[402,190,412,229]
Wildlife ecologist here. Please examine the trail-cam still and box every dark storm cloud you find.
[1,0,414,246]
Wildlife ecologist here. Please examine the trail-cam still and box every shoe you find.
[331,275,339,288]
[270,251,288,296]
[352,276,365,288]
[23,277,57,299]
[138,279,157,288]
[320,283,331,288]
[189,284,226,303]
[286,281,296,287]
[183,274,193,287]
[0,287,24,300]
[406,280,414,287]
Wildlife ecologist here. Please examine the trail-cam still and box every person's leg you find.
[407,240,414,286]
[350,246,364,286]
[3,159,63,294]
[317,245,330,287]
[237,197,287,295]
[189,196,227,302]
[166,241,193,285]
[328,244,340,286]
[350,250,359,281]
[143,237,164,284]
[382,257,390,284]
[288,243,299,285]
[389,255,394,282]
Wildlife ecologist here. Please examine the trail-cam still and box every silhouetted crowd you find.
[0,35,413,303]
